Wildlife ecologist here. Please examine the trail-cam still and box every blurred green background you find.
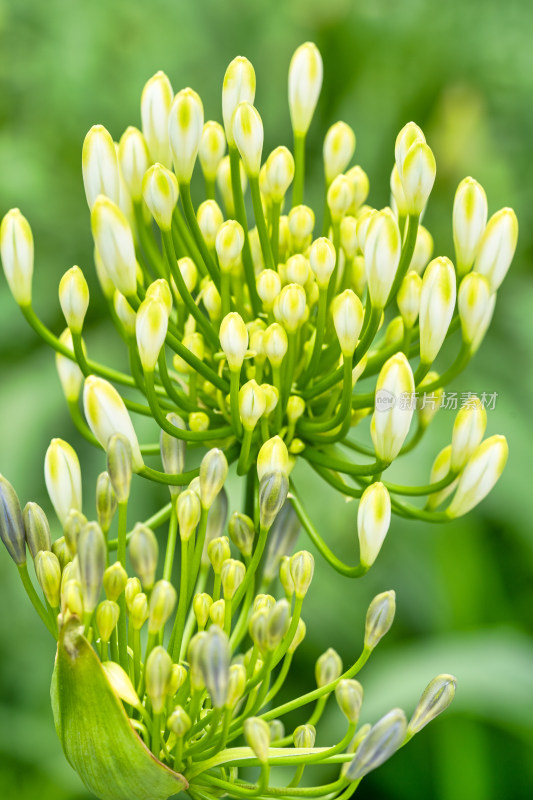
[1,0,533,797]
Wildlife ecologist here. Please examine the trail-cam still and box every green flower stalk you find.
[0,39,515,800]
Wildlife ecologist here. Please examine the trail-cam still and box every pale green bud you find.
[288,42,323,137]
[84,376,143,471]
[228,512,255,557]
[59,266,89,334]
[209,599,226,628]
[0,208,34,306]
[208,536,231,574]
[371,353,415,462]
[309,237,336,289]
[91,196,137,297]
[261,384,279,418]
[22,502,51,559]
[106,433,133,504]
[200,448,228,510]
[124,576,142,610]
[408,674,456,735]
[53,537,73,570]
[458,272,492,349]
[266,599,291,650]
[288,618,306,653]
[62,578,83,616]
[288,205,315,249]
[263,501,300,582]
[197,200,224,249]
[177,489,201,541]
[193,593,212,629]
[294,724,316,748]
[168,664,188,697]
[44,438,82,528]
[411,224,434,274]
[34,550,61,608]
[169,88,204,183]
[264,323,288,368]
[316,648,342,688]
[118,126,150,202]
[426,445,457,511]
[216,155,247,217]
[146,646,172,714]
[290,550,315,599]
[384,316,405,348]
[277,282,307,333]
[336,679,364,724]
[216,220,245,273]
[257,437,289,483]
[346,165,369,213]
[148,579,177,634]
[142,163,179,231]
[279,556,294,597]
[201,280,222,322]
[222,57,256,146]
[82,125,120,208]
[113,291,137,338]
[364,590,396,650]
[269,720,285,742]
[160,414,186,494]
[199,121,226,181]
[173,332,205,375]
[249,608,268,652]
[63,509,85,557]
[474,207,518,292]
[141,71,174,168]
[453,177,488,276]
[239,380,266,431]
[175,256,198,295]
[129,524,158,590]
[417,372,443,429]
[102,661,141,708]
[136,297,168,372]
[327,174,355,223]
[95,471,117,534]
[345,708,407,780]
[265,146,295,202]
[447,435,508,517]
[287,395,305,425]
[364,210,402,308]
[77,521,106,614]
[130,592,149,630]
[256,269,281,312]
[451,397,487,472]
[358,482,391,569]
[188,631,208,691]
[198,625,231,708]
[96,599,120,642]
[399,141,436,215]
[226,663,247,709]
[395,121,425,173]
[202,488,228,564]
[219,312,248,371]
[419,257,457,364]
[397,270,422,328]
[259,471,289,530]
[103,562,128,602]
[221,559,246,600]
[332,289,365,357]
[244,717,270,763]
[324,122,355,185]
[232,102,263,177]
[55,329,84,402]
[167,706,192,738]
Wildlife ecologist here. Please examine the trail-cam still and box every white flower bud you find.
[94,247,115,300]
[168,88,204,183]
[327,174,355,223]
[395,121,425,174]
[265,146,295,202]
[239,380,266,431]
[0,208,34,306]
[345,708,406,780]
[113,291,136,338]
[426,445,458,511]
[288,204,315,249]
[332,289,365,356]
[364,590,396,650]
[408,674,456,735]
[200,448,228,510]
[55,330,84,402]
[323,121,356,185]
[135,298,168,371]
[91,196,137,297]
[450,397,487,473]
[339,216,358,259]
[219,312,248,371]
[257,436,289,482]
[284,254,310,286]
[356,208,377,252]
[453,177,488,276]
[371,353,415,462]
[82,125,120,209]
[399,141,436,215]
[364,210,401,309]
[145,278,172,317]
[346,165,369,213]
[419,257,457,365]
[140,71,174,168]
[316,647,342,687]
[448,435,508,517]
[142,163,179,230]
[232,102,263,178]
[197,200,224,249]
[262,384,279,417]
[397,270,422,328]
[199,121,227,181]
[474,207,518,292]
[118,127,150,203]
[290,550,315,599]
[390,164,408,217]
[44,439,82,528]
[277,283,307,333]
[59,266,89,333]
[257,269,281,311]
[358,482,391,568]
[244,717,270,764]
[83,376,143,471]
[222,57,256,146]
[176,256,198,295]
[264,323,288,368]
[215,220,245,272]
[288,42,323,137]
[458,272,492,348]
[202,280,222,322]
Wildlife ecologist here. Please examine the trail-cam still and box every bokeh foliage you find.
[0,0,532,797]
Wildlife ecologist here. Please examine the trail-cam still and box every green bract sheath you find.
[51,620,187,800]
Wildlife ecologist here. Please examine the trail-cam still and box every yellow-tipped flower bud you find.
[316,647,343,688]
[399,141,436,215]
[390,164,408,217]
[208,536,231,575]
[324,122,356,185]
[193,593,213,629]
[287,395,305,425]
[222,57,256,146]
[232,102,264,177]
[290,550,315,598]
[257,436,289,482]
[277,283,306,333]
[83,376,143,471]
[146,279,172,317]
[294,724,316,748]
[266,599,290,651]
[419,257,457,365]
[94,247,115,299]
[130,592,149,631]
[447,435,508,517]
[364,210,401,308]
[168,664,187,698]
[96,599,120,642]
[176,256,198,294]
[141,71,174,168]
[453,177,488,276]
[327,174,355,223]
[426,445,458,512]
[135,297,168,372]
[451,398,487,472]
[55,330,84,402]
[411,224,434,274]
[229,512,255,557]
[395,121,425,173]
[63,510,86,556]
[279,556,295,597]
[95,471,117,533]
[408,674,456,735]
[474,207,518,292]
[197,200,224,249]
[167,706,192,739]
[345,708,407,780]
[358,482,391,569]
[309,236,336,289]
[113,292,137,338]
[102,661,141,709]
[23,502,51,558]
[336,679,364,724]
[91,196,137,297]
[77,521,107,614]
[259,472,289,530]
[34,550,61,608]
[458,272,492,350]
[347,165,370,213]
[124,576,142,611]
[364,590,396,650]
[200,448,228,510]
[168,88,204,184]
[285,253,310,286]
[0,208,34,306]
[289,618,306,653]
[209,599,225,627]
[264,322,288,368]
[265,146,295,202]
[44,439,82,528]
[256,269,281,311]
[221,558,246,599]
[129,523,159,590]
[288,42,323,137]
[59,266,89,334]
[226,663,247,709]
[146,646,172,715]
[215,220,245,273]
[142,163,179,230]
[219,312,248,371]
[177,489,201,541]
[244,717,271,764]
[262,384,279,418]
[239,380,266,431]
[82,125,120,208]
[371,353,415,463]
[103,562,127,602]
[118,126,149,203]
[397,270,422,329]
[288,205,315,250]
[148,579,177,634]
[332,289,365,357]
[199,121,226,182]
